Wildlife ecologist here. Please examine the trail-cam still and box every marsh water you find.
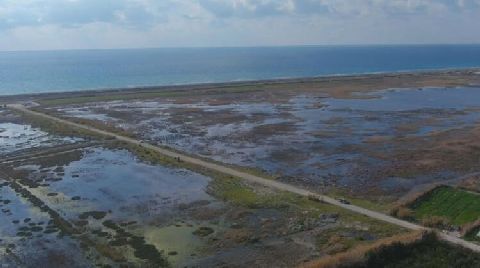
[23,148,214,217]
[4,85,470,266]
[0,122,79,155]
[13,147,219,265]
[53,86,480,195]
[1,136,351,266]
[0,178,95,267]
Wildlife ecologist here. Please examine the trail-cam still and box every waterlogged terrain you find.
[47,86,480,199]
[0,116,404,267]
[0,179,98,267]
[4,71,480,266]
[0,109,79,156]
[8,147,217,266]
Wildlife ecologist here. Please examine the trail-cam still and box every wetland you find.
[41,70,480,200]
[3,69,480,267]
[0,110,404,267]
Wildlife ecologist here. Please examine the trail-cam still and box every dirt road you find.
[8,104,480,252]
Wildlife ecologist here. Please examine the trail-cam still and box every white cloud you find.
[0,0,479,50]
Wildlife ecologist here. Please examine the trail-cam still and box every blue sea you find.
[1,45,480,96]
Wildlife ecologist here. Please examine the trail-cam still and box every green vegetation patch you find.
[410,186,480,226]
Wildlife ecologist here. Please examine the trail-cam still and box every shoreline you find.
[1,67,480,102]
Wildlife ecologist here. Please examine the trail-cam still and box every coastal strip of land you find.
[1,68,479,105]
[8,103,480,253]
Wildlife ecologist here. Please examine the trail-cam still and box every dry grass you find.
[394,207,414,220]
[300,231,426,268]
[421,216,450,228]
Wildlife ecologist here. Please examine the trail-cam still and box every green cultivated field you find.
[410,186,480,226]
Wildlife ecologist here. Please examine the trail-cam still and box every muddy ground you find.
[0,113,404,267]
[3,69,480,266]
[31,70,480,203]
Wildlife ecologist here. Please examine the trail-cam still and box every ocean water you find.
[1,45,480,96]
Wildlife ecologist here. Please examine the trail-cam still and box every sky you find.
[1,0,480,51]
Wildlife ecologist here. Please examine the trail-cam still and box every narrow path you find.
[8,104,480,253]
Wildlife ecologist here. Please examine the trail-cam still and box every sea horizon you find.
[1,44,480,96]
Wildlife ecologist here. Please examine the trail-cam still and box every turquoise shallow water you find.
[1,45,480,96]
